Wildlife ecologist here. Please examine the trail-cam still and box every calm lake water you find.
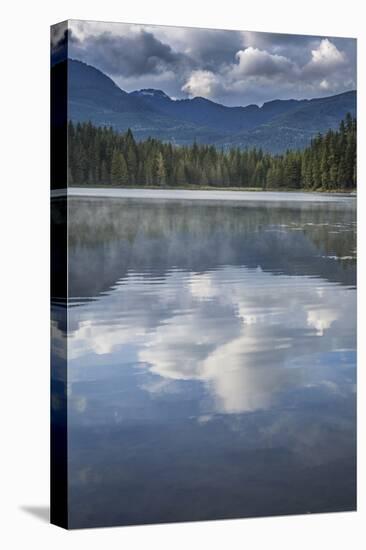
[52,190,356,528]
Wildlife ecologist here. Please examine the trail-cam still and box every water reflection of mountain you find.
[66,198,356,299]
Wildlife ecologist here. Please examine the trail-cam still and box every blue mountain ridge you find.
[66,58,356,153]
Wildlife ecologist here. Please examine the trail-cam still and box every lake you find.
[52,189,356,528]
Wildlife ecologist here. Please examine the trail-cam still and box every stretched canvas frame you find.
[51,20,357,529]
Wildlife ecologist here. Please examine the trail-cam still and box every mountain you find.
[130,88,307,133]
[67,60,223,144]
[219,90,357,152]
[69,59,150,114]
[65,59,356,152]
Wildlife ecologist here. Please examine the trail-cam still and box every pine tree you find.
[155,152,166,186]
[111,150,128,186]
[68,116,356,191]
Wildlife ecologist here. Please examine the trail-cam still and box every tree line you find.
[68,114,356,190]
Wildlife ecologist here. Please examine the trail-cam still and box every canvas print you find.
[50,20,357,529]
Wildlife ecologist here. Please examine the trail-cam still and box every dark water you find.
[52,192,356,528]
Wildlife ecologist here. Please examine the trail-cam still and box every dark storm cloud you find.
[70,28,193,77]
[182,28,244,70]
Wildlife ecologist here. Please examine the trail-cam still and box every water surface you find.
[53,190,356,528]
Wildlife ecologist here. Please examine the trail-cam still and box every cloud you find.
[232,47,296,78]
[51,23,70,65]
[62,234,355,417]
[180,38,354,103]
[320,79,330,90]
[303,38,347,78]
[134,268,354,414]
[67,20,356,106]
[241,31,320,65]
[189,273,218,300]
[199,330,296,413]
[307,307,338,336]
[68,318,147,357]
[182,70,220,98]
[69,25,191,78]
[311,38,346,66]
[51,24,68,50]
[147,26,245,68]
[182,47,296,101]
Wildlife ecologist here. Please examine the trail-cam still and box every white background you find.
[1,1,364,548]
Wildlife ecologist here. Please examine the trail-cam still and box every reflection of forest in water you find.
[63,197,356,298]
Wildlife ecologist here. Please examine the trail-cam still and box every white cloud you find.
[303,39,347,78]
[307,308,338,336]
[179,37,354,104]
[181,47,298,100]
[68,318,147,357]
[232,47,296,78]
[311,38,346,67]
[181,70,219,98]
[135,268,354,413]
[65,262,355,417]
[189,273,218,300]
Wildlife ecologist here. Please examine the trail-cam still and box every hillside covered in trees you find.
[68,114,356,191]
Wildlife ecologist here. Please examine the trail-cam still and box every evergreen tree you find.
[154,152,166,186]
[68,115,356,191]
[111,149,128,186]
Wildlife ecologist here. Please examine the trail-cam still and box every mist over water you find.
[53,191,356,528]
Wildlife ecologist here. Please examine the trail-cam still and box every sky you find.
[66,20,356,107]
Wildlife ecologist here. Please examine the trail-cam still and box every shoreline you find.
[65,184,356,195]
[52,187,356,204]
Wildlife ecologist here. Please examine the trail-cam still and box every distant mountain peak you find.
[131,88,171,100]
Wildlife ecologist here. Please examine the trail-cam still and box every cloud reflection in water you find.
[53,195,356,527]
[67,265,355,415]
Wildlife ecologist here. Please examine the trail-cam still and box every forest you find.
[68,114,356,190]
